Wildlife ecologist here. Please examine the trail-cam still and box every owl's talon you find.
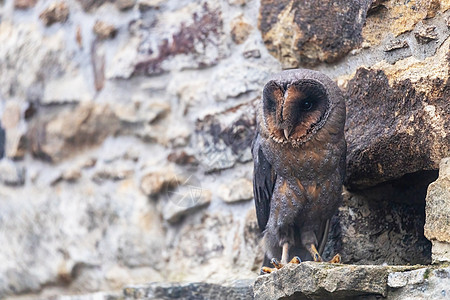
[290,256,301,264]
[261,266,276,273]
[328,253,341,264]
[309,244,323,262]
[271,258,283,269]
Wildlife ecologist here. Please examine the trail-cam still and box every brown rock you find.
[140,168,179,197]
[39,2,69,26]
[93,21,117,40]
[116,0,134,10]
[29,103,120,163]
[228,0,246,5]
[76,0,110,11]
[167,151,197,165]
[425,0,441,19]
[230,16,252,45]
[258,0,372,67]
[345,67,449,190]
[362,0,447,47]
[14,0,37,9]
[425,157,450,263]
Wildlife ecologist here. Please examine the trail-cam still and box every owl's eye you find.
[300,100,313,111]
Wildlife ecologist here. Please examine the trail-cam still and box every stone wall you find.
[0,0,448,299]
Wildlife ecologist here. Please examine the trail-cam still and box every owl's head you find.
[262,73,333,145]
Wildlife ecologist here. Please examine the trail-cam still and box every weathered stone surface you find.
[259,0,372,67]
[362,0,449,46]
[116,0,135,10]
[14,0,36,9]
[165,211,259,283]
[0,101,27,159]
[0,159,25,186]
[219,178,253,203]
[137,0,164,11]
[29,103,120,162]
[415,22,438,44]
[77,0,110,11]
[425,157,450,263]
[0,22,67,101]
[43,72,93,104]
[345,66,449,189]
[231,16,253,45]
[388,267,450,300]
[139,167,179,197]
[167,150,198,166]
[123,280,254,300]
[93,161,134,182]
[194,101,256,172]
[209,62,278,101]
[93,21,117,40]
[254,262,410,300]
[162,187,211,223]
[0,182,165,298]
[130,1,227,76]
[324,186,432,265]
[1,0,450,298]
[39,2,70,26]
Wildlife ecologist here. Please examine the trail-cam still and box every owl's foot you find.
[328,253,341,264]
[260,256,301,273]
[309,244,323,262]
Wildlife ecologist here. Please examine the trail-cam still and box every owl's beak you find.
[284,128,291,140]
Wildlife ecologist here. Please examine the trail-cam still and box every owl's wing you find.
[251,133,276,232]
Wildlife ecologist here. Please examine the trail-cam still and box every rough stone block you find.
[425,157,450,263]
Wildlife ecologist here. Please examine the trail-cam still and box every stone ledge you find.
[51,263,450,300]
[253,262,449,300]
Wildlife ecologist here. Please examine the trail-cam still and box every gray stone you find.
[414,22,438,44]
[388,267,450,300]
[123,280,254,300]
[29,102,120,162]
[162,189,211,223]
[219,178,253,203]
[254,262,407,300]
[0,159,25,186]
[139,167,179,197]
[194,101,256,172]
[209,62,276,102]
[131,1,228,76]
[92,161,134,182]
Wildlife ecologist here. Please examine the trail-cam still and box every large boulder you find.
[259,0,372,67]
